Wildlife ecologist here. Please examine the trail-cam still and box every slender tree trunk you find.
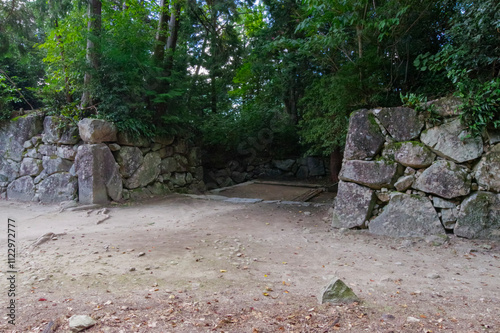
[165,1,181,77]
[81,0,102,109]
[153,0,170,66]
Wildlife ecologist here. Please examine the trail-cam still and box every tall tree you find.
[81,0,102,109]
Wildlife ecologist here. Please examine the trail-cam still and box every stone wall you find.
[204,156,329,190]
[0,114,203,204]
[332,97,500,239]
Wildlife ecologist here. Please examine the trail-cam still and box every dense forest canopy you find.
[0,0,499,156]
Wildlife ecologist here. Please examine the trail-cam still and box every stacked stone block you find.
[332,97,500,239]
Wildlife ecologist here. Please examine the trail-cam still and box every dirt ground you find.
[0,194,499,332]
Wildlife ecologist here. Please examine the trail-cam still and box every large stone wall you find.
[332,97,500,239]
[0,114,204,204]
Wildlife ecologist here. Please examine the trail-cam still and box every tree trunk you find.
[165,1,181,77]
[153,0,170,66]
[81,0,102,109]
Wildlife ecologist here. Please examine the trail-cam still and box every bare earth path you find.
[0,195,499,332]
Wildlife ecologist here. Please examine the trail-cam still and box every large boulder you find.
[413,160,471,199]
[6,176,36,201]
[332,181,376,229]
[38,173,77,203]
[454,192,500,239]
[339,159,402,189]
[78,118,117,143]
[369,193,445,237]
[56,145,77,160]
[19,158,43,177]
[0,114,43,162]
[74,144,122,204]
[0,158,20,181]
[420,118,483,163]
[114,146,143,178]
[473,144,500,192]
[42,156,73,175]
[427,96,462,118]
[387,141,436,168]
[343,109,385,160]
[373,107,424,141]
[0,115,43,162]
[42,116,80,144]
[124,152,161,189]
[160,157,177,174]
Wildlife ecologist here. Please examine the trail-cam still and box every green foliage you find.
[400,92,440,126]
[414,0,500,135]
[0,75,21,120]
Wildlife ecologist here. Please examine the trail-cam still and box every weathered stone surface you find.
[231,171,247,183]
[38,144,57,156]
[115,146,143,178]
[432,197,456,209]
[0,114,43,162]
[344,109,385,160]
[26,148,42,159]
[332,181,375,229]
[159,146,174,158]
[369,193,445,237]
[374,107,424,141]
[7,176,36,201]
[188,147,202,166]
[78,118,117,143]
[171,172,187,187]
[19,158,43,177]
[473,145,500,192]
[117,131,150,147]
[175,155,189,172]
[486,126,500,145]
[69,315,96,332]
[160,157,177,174]
[273,159,295,171]
[339,160,401,189]
[389,141,436,168]
[320,278,360,304]
[38,173,77,203]
[42,116,80,144]
[108,143,121,151]
[427,96,461,117]
[307,157,325,176]
[413,160,471,199]
[74,144,122,204]
[56,145,77,160]
[23,140,33,149]
[153,134,175,146]
[296,165,308,179]
[147,182,170,195]
[59,125,80,145]
[441,207,458,230]
[124,152,161,189]
[0,158,20,181]
[394,175,414,192]
[174,140,188,154]
[42,156,73,175]
[454,192,500,239]
[420,119,483,163]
